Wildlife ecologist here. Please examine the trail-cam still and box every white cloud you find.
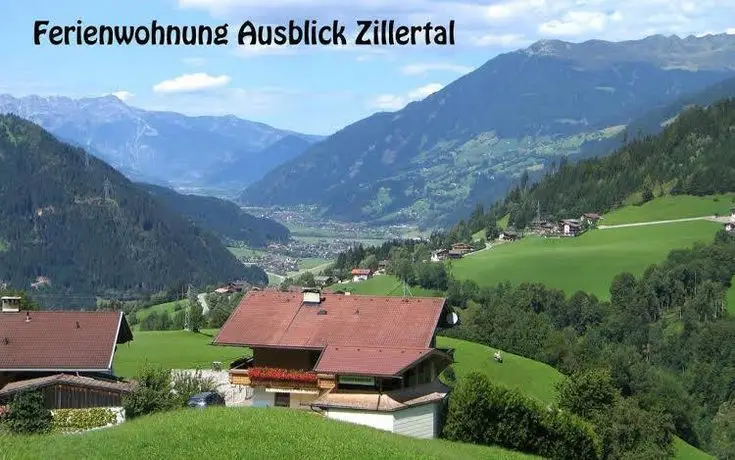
[371,94,406,110]
[109,91,134,102]
[727,28,735,34]
[152,73,231,93]
[180,0,735,55]
[408,83,443,99]
[539,11,620,36]
[472,33,529,47]
[370,82,443,111]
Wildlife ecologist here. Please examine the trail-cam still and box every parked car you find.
[187,391,225,408]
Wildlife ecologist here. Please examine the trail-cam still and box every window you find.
[274,392,290,408]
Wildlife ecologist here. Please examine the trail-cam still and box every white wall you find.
[393,403,439,439]
[252,387,275,406]
[325,408,394,433]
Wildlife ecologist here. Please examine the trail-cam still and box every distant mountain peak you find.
[523,39,571,56]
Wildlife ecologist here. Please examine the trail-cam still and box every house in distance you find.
[214,288,459,438]
[350,268,373,282]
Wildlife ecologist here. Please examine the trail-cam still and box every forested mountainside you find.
[0,115,267,308]
[459,97,735,233]
[241,34,735,228]
[138,183,290,247]
[0,94,324,193]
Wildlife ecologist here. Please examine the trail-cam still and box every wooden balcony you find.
[229,367,335,391]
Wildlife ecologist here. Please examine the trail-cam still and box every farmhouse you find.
[498,230,521,241]
[351,268,373,282]
[0,306,133,409]
[447,249,464,259]
[581,213,601,225]
[430,249,448,262]
[560,219,584,237]
[214,289,459,438]
[314,275,334,287]
[450,243,473,255]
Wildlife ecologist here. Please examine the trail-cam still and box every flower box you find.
[248,367,318,384]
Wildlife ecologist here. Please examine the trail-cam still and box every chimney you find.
[1,296,21,313]
[302,288,322,305]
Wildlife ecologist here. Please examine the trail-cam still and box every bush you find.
[442,372,600,459]
[170,370,218,407]
[52,408,117,432]
[123,364,176,419]
[6,390,52,434]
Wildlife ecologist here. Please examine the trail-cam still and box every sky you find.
[2,1,734,135]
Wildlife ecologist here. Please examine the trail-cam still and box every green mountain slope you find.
[138,183,290,247]
[242,34,735,227]
[0,115,267,307]
[485,97,735,230]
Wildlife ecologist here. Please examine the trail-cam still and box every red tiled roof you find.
[0,311,132,372]
[214,291,446,350]
[351,269,372,276]
[313,345,436,377]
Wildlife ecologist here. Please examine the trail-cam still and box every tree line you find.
[440,229,735,458]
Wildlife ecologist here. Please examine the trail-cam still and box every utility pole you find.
[402,281,413,298]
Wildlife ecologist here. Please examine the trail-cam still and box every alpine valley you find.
[0,94,324,196]
[241,33,735,228]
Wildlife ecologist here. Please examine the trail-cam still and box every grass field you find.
[0,407,535,460]
[226,246,267,258]
[334,275,443,297]
[113,329,249,378]
[132,300,182,324]
[602,195,735,225]
[728,278,735,315]
[437,337,562,405]
[452,220,721,299]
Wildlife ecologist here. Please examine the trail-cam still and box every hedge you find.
[52,408,118,433]
[442,372,601,460]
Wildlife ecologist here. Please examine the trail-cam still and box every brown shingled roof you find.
[0,311,133,372]
[0,374,133,398]
[214,291,447,350]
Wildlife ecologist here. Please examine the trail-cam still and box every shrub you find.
[6,390,52,434]
[123,364,176,419]
[442,372,600,459]
[170,370,218,407]
[52,408,117,432]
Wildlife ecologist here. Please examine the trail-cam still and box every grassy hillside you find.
[113,329,249,378]
[334,275,442,297]
[0,407,535,460]
[602,194,735,225]
[451,220,721,299]
[438,337,562,405]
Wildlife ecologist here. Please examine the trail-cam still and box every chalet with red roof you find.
[350,268,373,282]
[0,301,134,409]
[214,288,459,438]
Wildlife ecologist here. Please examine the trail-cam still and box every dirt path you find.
[598,215,728,230]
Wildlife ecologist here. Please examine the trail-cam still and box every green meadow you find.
[451,220,721,299]
[0,407,535,460]
[113,329,249,378]
[602,194,735,225]
[335,275,442,297]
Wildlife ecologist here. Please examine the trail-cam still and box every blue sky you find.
[2,0,734,135]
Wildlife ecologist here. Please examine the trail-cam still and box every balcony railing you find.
[230,366,329,390]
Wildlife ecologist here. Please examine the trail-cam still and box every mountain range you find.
[0,114,267,308]
[240,33,735,228]
[0,94,324,195]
